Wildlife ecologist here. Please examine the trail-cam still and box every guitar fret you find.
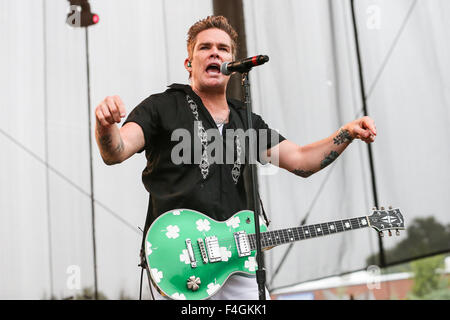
[248,216,372,251]
[293,227,300,240]
[274,230,282,245]
[321,223,330,235]
[328,221,337,233]
[351,218,360,229]
[269,231,276,246]
[358,216,369,228]
[282,229,288,243]
[336,220,344,232]
[261,234,266,247]
[303,226,311,238]
[288,228,297,242]
[343,219,352,230]
[283,229,291,242]
[276,230,284,244]
[268,230,274,245]
[266,233,271,246]
[263,233,270,247]
[296,226,305,240]
[291,228,298,241]
[306,226,316,238]
[285,229,292,242]
[315,223,323,236]
[294,228,301,241]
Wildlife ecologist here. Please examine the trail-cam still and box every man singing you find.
[94,15,376,300]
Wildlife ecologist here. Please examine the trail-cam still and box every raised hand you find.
[95,95,126,127]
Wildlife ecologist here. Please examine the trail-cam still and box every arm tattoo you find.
[99,134,113,147]
[115,138,125,153]
[333,128,353,145]
[320,151,339,169]
[292,169,314,178]
[99,134,124,154]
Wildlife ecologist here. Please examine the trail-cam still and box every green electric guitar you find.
[145,207,404,300]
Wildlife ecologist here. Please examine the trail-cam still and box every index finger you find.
[363,118,377,135]
[114,95,126,117]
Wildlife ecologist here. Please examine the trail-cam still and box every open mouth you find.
[205,63,221,74]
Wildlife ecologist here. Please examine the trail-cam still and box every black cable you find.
[139,267,144,300]
[0,127,139,234]
[269,164,336,287]
[350,0,385,268]
[270,0,419,290]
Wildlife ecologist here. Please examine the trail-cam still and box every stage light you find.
[66,0,99,28]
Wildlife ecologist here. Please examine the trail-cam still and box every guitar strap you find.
[139,194,155,300]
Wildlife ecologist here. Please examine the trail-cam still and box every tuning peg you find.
[388,206,393,210]
[372,207,377,211]
[396,229,400,236]
[379,232,384,237]
[388,230,392,237]
[380,206,385,210]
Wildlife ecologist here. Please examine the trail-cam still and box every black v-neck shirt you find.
[123,84,285,229]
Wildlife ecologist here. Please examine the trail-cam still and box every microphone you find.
[220,55,269,75]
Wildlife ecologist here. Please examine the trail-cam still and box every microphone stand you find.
[241,71,266,300]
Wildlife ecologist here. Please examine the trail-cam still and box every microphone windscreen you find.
[220,62,232,76]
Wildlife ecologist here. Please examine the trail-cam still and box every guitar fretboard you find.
[247,216,370,250]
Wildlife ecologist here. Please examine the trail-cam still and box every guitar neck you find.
[247,216,370,250]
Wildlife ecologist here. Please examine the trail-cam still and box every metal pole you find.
[349,0,386,268]
[242,72,266,300]
[85,28,99,300]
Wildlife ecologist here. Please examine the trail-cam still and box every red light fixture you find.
[66,0,99,28]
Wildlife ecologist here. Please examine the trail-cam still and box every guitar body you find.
[145,209,268,300]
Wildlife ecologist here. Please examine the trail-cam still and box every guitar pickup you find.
[234,231,251,257]
[185,239,197,268]
[205,236,222,263]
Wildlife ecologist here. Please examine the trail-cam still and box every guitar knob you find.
[187,276,201,291]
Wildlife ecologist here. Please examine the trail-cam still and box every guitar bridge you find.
[197,238,209,264]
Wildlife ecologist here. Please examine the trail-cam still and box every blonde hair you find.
[187,15,238,60]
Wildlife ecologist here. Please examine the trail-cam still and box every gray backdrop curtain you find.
[1,0,449,298]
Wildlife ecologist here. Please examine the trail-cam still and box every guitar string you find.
[179,219,370,257]
[155,216,376,258]
[151,214,402,262]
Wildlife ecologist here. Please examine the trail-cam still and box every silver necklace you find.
[213,108,230,125]
[186,95,241,184]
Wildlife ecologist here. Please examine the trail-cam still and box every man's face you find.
[186,28,234,93]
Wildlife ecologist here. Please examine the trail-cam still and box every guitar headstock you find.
[368,206,405,237]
